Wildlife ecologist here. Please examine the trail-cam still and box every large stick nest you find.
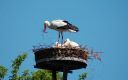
[33,47,88,71]
[34,47,88,61]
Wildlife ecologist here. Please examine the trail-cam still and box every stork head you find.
[64,38,70,43]
[66,38,70,42]
[44,21,50,33]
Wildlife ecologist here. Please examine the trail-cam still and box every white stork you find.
[43,20,79,44]
[63,38,80,48]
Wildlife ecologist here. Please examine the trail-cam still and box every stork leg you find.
[61,32,63,44]
[57,32,60,47]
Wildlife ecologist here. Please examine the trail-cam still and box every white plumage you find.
[43,20,79,45]
[63,38,80,48]
[44,20,78,32]
[52,42,63,48]
[52,38,80,48]
[51,20,67,27]
[55,42,63,48]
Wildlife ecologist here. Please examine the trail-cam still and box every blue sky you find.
[0,0,128,80]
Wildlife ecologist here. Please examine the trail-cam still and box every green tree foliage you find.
[0,65,8,80]
[1,53,86,80]
[19,69,32,80]
[78,72,87,80]
[32,69,52,80]
[9,53,27,80]
[8,53,63,80]
[32,70,62,80]
[56,72,63,80]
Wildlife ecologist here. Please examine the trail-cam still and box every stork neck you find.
[45,21,51,27]
[47,22,51,27]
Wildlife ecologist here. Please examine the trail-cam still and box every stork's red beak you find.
[43,23,46,33]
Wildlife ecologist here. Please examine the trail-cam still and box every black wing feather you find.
[63,20,72,25]
[57,20,79,32]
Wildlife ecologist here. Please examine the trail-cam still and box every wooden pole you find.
[63,67,68,80]
[52,70,56,80]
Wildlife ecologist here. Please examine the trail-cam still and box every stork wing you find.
[63,20,72,25]
[51,20,67,27]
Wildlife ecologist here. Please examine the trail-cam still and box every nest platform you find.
[34,47,88,72]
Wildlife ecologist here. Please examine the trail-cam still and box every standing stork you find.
[43,20,79,44]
